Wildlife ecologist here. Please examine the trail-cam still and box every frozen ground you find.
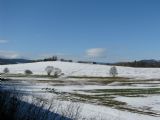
[0,77,160,120]
[0,61,160,120]
[115,95,160,112]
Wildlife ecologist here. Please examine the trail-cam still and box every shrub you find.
[0,91,79,120]
[24,70,33,75]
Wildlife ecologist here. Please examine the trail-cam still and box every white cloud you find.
[86,48,106,58]
[0,51,20,59]
[0,40,8,44]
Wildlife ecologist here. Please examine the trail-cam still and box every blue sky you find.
[0,0,160,62]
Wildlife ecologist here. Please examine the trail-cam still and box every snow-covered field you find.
[1,61,160,79]
[0,61,160,120]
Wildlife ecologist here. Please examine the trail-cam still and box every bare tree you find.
[109,66,118,77]
[45,66,62,77]
[3,68,9,74]
[53,68,62,77]
[45,66,54,76]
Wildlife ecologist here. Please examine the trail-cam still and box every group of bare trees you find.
[1,66,118,78]
[0,66,63,78]
[45,66,118,77]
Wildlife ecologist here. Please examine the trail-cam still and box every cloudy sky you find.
[0,0,160,62]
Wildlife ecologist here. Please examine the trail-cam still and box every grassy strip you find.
[1,73,57,78]
[84,88,160,96]
[69,76,129,79]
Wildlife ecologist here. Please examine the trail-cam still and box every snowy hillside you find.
[1,61,160,79]
[1,61,160,120]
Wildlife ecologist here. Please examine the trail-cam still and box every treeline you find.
[1,57,160,68]
[32,56,58,62]
[114,60,160,68]
[32,56,73,63]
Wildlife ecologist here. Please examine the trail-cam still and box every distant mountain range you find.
[0,58,32,65]
[1,58,160,68]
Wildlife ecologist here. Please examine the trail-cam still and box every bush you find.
[109,66,118,77]
[0,90,80,120]
[3,68,9,74]
[24,70,33,75]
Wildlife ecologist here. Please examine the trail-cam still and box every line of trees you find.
[114,60,160,68]
[0,66,63,78]
[1,66,118,79]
